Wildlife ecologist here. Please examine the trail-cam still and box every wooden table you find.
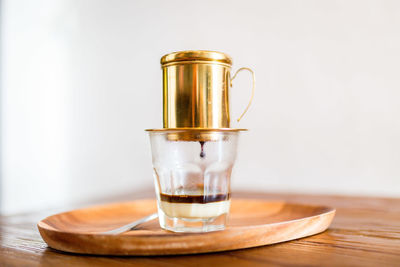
[1,191,399,266]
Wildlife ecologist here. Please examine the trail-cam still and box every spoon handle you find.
[102,213,158,235]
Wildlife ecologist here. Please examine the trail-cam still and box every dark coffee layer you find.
[160,193,230,204]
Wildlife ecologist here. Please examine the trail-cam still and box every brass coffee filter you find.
[149,50,254,141]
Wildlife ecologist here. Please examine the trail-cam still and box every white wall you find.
[2,0,400,214]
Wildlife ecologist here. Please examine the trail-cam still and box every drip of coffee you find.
[199,141,206,158]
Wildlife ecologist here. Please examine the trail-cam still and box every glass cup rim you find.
[146,128,245,141]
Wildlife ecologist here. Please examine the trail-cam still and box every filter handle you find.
[230,67,256,122]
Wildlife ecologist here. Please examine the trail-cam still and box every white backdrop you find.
[2,0,400,214]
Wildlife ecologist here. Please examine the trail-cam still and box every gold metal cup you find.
[161,50,255,129]
[147,50,254,141]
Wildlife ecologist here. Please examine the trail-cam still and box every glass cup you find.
[148,129,240,233]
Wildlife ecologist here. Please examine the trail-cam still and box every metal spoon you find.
[101,213,158,235]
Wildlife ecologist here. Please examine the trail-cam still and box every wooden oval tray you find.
[38,199,335,256]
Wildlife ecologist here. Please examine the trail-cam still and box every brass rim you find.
[160,50,232,66]
[145,128,247,132]
[161,60,232,68]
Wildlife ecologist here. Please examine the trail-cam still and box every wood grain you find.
[1,191,400,266]
[37,199,335,255]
